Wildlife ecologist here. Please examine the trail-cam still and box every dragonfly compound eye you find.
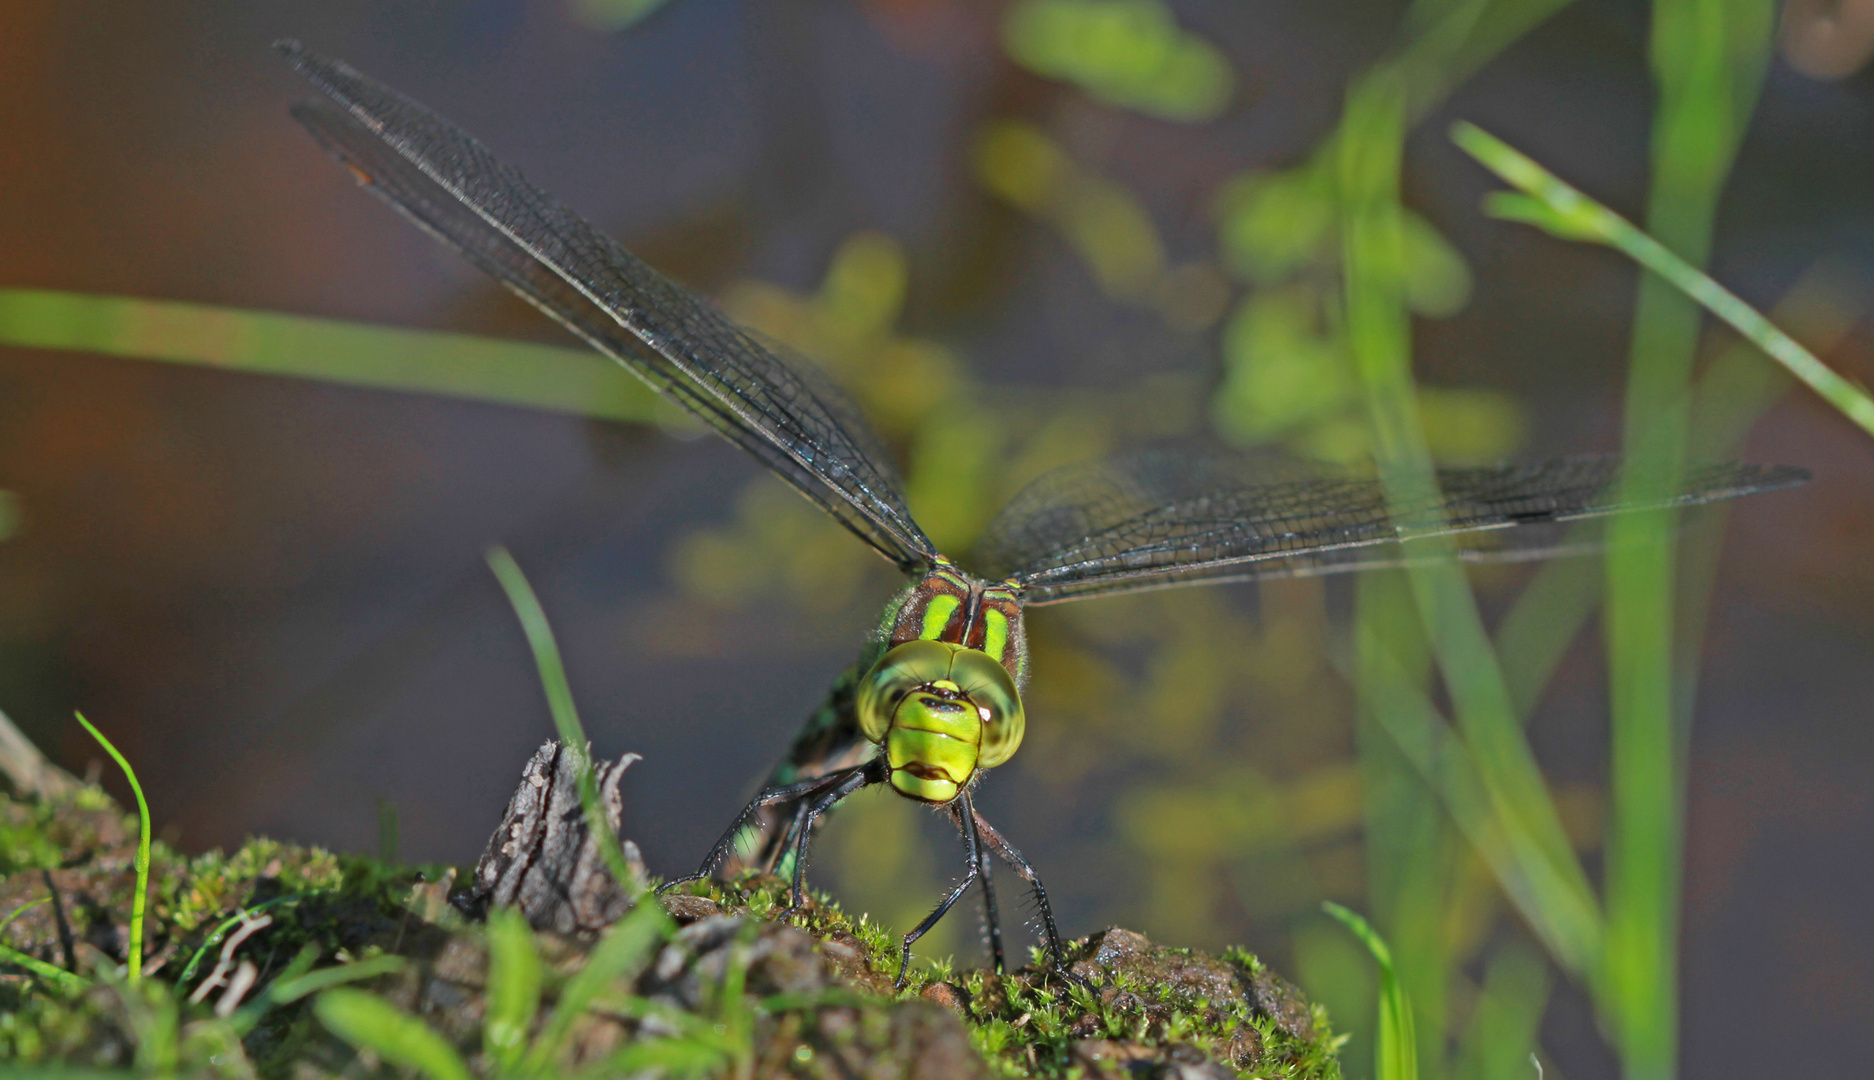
[857,640,1027,803]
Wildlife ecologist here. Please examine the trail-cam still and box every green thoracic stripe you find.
[981,607,1010,664]
[920,594,962,641]
[0,288,661,423]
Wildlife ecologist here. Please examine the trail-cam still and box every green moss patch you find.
[1,788,1341,1078]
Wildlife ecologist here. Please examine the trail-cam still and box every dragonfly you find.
[279,41,1809,987]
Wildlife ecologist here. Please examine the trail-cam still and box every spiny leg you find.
[658,768,861,894]
[971,809,1084,986]
[948,800,1005,974]
[761,799,814,877]
[780,762,878,915]
[896,790,985,989]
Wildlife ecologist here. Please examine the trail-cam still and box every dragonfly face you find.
[859,560,1028,803]
[857,639,1024,803]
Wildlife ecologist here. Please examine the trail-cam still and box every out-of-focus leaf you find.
[1061,178,1168,299]
[0,289,660,423]
[905,405,1003,554]
[0,491,20,542]
[314,989,470,1080]
[1002,0,1234,123]
[974,121,1168,302]
[1454,941,1550,1080]
[1215,164,1338,283]
[565,0,674,32]
[524,900,671,1072]
[974,122,1071,210]
[484,907,543,1073]
[267,955,407,1005]
[1399,212,1472,317]
[1210,288,1354,444]
[1415,387,1524,463]
[818,232,908,341]
[1323,903,1418,1080]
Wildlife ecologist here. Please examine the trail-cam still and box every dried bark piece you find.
[459,740,647,935]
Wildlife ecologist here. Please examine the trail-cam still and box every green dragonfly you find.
[280,42,1808,986]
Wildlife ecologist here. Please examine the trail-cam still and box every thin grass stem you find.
[73,712,149,984]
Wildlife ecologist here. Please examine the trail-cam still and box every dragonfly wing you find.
[973,449,1808,605]
[279,42,937,573]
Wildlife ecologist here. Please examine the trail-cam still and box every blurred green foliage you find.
[565,0,675,32]
[1002,0,1235,123]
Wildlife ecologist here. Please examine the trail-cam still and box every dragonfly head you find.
[856,639,1024,803]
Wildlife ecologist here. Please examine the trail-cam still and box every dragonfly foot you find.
[893,941,915,990]
[655,872,708,896]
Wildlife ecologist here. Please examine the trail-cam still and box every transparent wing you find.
[278,41,937,573]
[972,449,1808,604]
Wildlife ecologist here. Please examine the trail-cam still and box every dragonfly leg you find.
[896,790,986,989]
[970,809,1088,989]
[780,763,878,916]
[658,768,863,895]
[947,801,1005,974]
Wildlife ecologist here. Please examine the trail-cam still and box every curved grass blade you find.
[72,712,149,985]
[1323,903,1417,1080]
[279,41,937,574]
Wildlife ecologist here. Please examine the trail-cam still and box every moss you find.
[0,788,1341,1078]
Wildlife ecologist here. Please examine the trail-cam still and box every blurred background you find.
[0,1,1870,1077]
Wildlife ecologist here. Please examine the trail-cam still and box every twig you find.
[189,913,273,1005]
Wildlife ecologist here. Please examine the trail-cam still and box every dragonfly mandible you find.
[279,41,1809,987]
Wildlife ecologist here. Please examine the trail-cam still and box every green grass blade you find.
[1323,903,1417,1080]
[0,941,91,992]
[524,899,671,1073]
[1600,9,1772,1077]
[314,988,471,1080]
[1490,266,1863,725]
[0,288,660,423]
[1354,571,1453,1076]
[268,955,409,1005]
[484,906,544,1073]
[177,893,313,985]
[1355,613,1591,971]
[1340,70,1602,979]
[1457,9,1781,1073]
[1450,123,1874,440]
[486,546,643,898]
[0,896,49,938]
[72,712,149,985]
[1455,941,1551,1080]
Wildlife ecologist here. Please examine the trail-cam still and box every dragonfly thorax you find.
[856,640,1024,803]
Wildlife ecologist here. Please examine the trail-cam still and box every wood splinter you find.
[457,740,648,935]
